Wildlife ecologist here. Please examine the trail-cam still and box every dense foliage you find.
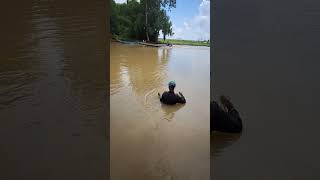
[111,0,175,42]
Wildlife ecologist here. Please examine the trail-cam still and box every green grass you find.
[111,34,211,47]
[159,38,210,47]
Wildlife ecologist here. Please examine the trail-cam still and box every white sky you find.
[114,0,140,3]
[114,0,127,3]
[166,0,210,40]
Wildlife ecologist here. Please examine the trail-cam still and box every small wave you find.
[0,71,37,109]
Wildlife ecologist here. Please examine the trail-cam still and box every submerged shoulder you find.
[162,91,170,96]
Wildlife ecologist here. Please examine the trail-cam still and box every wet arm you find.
[223,108,243,133]
[211,101,242,133]
[178,92,186,104]
[158,93,163,102]
[228,108,242,130]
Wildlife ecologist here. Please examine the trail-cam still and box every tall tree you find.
[161,14,173,41]
[145,0,149,41]
[111,0,175,42]
[141,0,176,42]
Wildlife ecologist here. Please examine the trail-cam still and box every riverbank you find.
[159,39,210,47]
[111,35,210,47]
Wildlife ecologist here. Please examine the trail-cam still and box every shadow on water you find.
[211,132,242,157]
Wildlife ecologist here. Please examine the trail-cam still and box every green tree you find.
[110,0,119,36]
[111,0,175,42]
[141,0,176,42]
[161,13,173,41]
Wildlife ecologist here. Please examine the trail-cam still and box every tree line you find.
[111,0,176,42]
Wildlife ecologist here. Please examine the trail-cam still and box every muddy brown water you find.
[0,1,107,179]
[212,0,320,179]
[110,42,210,180]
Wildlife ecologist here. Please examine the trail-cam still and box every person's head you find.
[168,81,176,92]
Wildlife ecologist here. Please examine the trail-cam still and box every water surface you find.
[110,42,210,180]
[0,1,107,179]
[212,0,320,179]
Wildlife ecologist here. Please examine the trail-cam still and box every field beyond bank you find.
[111,34,210,47]
[159,38,210,47]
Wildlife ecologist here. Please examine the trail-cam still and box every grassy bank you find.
[111,34,210,47]
[159,39,210,47]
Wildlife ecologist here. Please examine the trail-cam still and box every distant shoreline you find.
[159,39,210,47]
[111,35,210,47]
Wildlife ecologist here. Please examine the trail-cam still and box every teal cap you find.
[168,81,176,88]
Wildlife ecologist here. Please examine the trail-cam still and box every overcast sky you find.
[114,0,128,3]
[114,0,210,41]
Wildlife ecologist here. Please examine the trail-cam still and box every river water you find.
[110,42,210,180]
[0,1,107,179]
[212,0,320,179]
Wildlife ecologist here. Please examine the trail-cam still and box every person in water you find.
[158,81,186,105]
[211,95,243,133]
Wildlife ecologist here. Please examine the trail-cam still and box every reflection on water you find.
[110,42,210,180]
[161,104,185,122]
[0,1,106,179]
[211,132,241,157]
[210,132,241,178]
